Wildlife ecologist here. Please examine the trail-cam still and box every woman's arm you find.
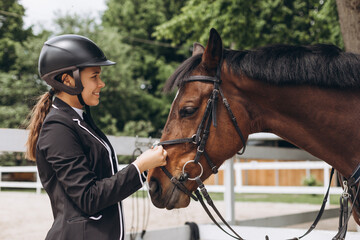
[38,121,147,215]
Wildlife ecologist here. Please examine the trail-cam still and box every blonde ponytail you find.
[26,90,55,161]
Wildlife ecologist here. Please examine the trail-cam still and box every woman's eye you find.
[179,107,198,118]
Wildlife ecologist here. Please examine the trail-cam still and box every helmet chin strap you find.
[72,69,98,132]
[73,72,96,129]
[72,68,86,107]
[77,94,86,106]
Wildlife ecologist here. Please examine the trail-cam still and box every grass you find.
[130,190,341,205]
[0,188,46,194]
[208,192,341,205]
[1,189,341,205]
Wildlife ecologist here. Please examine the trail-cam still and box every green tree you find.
[0,0,41,129]
[98,0,187,136]
[0,0,32,71]
[154,0,343,49]
[103,0,186,95]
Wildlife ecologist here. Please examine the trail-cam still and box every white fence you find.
[0,162,342,195]
[0,166,42,193]
[0,164,128,194]
[206,160,342,195]
[0,128,342,196]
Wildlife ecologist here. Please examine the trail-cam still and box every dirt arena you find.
[0,191,359,240]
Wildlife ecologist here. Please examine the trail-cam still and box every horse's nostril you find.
[149,177,161,195]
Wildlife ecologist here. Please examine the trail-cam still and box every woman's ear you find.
[61,74,75,87]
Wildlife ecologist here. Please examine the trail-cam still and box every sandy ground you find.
[0,191,359,240]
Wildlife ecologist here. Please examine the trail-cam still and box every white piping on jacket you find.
[89,215,102,220]
[73,118,123,240]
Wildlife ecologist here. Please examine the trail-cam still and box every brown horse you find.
[148,28,360,226]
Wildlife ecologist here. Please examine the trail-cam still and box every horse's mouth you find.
[164,185,180,210]
[149,177,190,209]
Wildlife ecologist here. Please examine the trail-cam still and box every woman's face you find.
[80,66,105,106]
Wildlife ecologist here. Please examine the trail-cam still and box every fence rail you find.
[202,161,342,195]
[0,162,342,196]
[0,129,345,224]
[0,128,342,195]
[0,164,126,193]
[0,166,42,193]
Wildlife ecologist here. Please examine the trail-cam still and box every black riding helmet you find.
[38,34,115,96]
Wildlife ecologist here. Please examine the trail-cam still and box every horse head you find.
[148,29,250,209]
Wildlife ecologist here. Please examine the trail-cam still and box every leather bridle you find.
[157,59,247,197]
[155,60,248,239]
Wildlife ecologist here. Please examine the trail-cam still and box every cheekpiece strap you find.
[348,164,360,187]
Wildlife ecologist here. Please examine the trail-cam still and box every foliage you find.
[154,0,343,49]
[0,0,347,155]
[0,33,50,129]
[0,0,32,71]
[302,175,322,187]
[121,120,155,137]
[0,152,35,166]
[96,0,187,136]
[0,0,45,130]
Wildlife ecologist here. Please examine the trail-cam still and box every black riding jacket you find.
[36,98,146,240]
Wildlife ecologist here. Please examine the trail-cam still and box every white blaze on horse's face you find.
[169,90,180,113]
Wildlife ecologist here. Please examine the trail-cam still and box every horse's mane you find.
[165,44,360,91]
[228,44,360,88]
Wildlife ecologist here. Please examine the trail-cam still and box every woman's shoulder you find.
[44,107,77,126]
[38,108,81,147]
[40,106,83,138]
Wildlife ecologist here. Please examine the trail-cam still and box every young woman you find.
[26,34,167,240]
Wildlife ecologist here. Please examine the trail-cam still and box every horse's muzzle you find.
[148,177,165,208]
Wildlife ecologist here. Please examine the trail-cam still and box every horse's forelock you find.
[164,54,203,92]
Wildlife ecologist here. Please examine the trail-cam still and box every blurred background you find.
[0,0,346,141]
[0,0,358,189]
[1,1,360,239]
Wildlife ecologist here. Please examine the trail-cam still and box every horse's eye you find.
[179,107,198,118]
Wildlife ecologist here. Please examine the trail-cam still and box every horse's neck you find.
[234,76,360,177]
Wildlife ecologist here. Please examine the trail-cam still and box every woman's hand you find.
[133,145,167,173]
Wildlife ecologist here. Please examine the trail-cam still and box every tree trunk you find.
[336,0,360,53]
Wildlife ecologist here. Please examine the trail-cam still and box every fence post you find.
[36,170,41,194]
[224,156,235,224]
[235,159,242,190]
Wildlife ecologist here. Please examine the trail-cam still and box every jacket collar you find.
[52,97,83,120]
[52,97,102,140]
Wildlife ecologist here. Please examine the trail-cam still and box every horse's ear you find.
[192,42,205,56]
[202,28,223,69]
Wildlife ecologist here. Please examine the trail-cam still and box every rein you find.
[155,59,360,240]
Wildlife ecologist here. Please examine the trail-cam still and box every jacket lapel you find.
[52,98,118,173]
[52,98,101,143]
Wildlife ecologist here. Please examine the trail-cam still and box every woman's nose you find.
[98,78,105,88]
